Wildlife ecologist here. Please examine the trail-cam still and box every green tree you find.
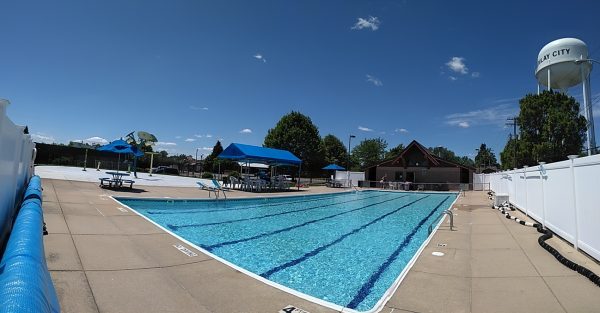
[385,143,405,159]
[351,138,387,169]
[322,134,348,165]
[474,143,497,169]
[500,91,587,168]
[429,146,474,167]
[264,111,323,174]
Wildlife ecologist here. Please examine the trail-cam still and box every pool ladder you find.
[428,209,454,235]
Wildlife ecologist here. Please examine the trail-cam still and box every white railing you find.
[0,99,36,243]
[478,154,600,261]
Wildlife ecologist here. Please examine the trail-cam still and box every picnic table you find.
[99,171,135,188]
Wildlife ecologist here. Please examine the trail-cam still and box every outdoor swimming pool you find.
[117,190,457,312]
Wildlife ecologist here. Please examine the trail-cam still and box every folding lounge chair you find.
[197,179,226,199]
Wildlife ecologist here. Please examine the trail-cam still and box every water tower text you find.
[537,48,571,65]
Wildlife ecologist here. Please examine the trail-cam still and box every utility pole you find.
[506,117,519,168]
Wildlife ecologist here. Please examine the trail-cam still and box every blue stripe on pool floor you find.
[345,195,450,309]
[259,195,431,278]
[167,192,392,231]
[203,194,410,251]
[145,193,354,215]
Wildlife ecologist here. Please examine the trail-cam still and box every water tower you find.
[535,38,596,155]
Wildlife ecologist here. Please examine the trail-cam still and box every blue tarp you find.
[218,143,302,166]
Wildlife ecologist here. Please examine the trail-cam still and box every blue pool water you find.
[117,191,456,312]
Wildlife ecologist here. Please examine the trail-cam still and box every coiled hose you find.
[492,201,600,287]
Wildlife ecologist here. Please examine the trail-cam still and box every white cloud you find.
[84,136,108,145]
[184,138,196,142]
[197,147,213,152]
[366,74,383,86]
[358,126,374,132]
[31,133,56,144]
[449,76,457,81]
[471,72,480,78]
[253,54,267,63]
[239,128,252,134]
[189,105,209,111]
[446,57,468,74]
[205,134,213,138]
[194,134,203,138]
[155,142,177,146]
[445,103,518,128]
[351,16,380,31]
[395,128,409,133]
[175,136,182,139]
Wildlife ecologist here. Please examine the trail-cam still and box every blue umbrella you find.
[97,139,144,172]
[322,164,345,170]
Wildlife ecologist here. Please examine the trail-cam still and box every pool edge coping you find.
[110,191,459,313]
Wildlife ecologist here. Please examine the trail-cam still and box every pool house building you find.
[365,140,474,190]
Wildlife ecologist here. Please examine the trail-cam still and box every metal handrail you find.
[428,209,454,234]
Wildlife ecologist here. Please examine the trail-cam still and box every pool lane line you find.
[203,194,411,251]
[346,195,451,310]
[259,195,432,279]
[143,192,367,215]
[167,192,393,231]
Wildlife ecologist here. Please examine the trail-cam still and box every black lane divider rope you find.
[260,195,432,279]
[491,198,600,288]
[346,195,451,309]
[203,195,410,251]
[167,192,391,230]
[145,192,357,215]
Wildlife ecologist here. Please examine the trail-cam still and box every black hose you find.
[492,202,600,287]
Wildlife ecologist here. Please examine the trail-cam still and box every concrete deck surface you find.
[41,178,600,313]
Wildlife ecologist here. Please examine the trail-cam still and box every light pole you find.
[195,148,199,176]
[347,134,356,187]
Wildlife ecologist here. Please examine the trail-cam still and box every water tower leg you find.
[582,73,596,155]
[547,69,551,91]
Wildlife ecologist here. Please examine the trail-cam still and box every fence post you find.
[523,166,528,217]
[513,168,518,208]
[568,155,579,250]
[539,162,546,228]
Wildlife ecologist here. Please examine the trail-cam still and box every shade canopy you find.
[97,139,144,157]
[322,164,345,170]
[218,143,301,166]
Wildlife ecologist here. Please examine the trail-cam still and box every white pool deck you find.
[39,166,600,313]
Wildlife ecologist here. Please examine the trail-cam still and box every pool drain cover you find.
[437,243,447,247]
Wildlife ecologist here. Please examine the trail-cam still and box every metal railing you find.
[428,209,454,234]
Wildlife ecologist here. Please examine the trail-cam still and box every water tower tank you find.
[535,38,592,90]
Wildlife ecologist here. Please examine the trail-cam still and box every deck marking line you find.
[173,244,198,257]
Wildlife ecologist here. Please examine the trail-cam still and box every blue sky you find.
[2,0,600,159]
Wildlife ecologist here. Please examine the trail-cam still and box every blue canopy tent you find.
[97,139,144,172]
[322,164,345,170]
[218,143,302,188]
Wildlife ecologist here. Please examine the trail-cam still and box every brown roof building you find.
[364,140,474,191]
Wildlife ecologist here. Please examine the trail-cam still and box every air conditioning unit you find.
[494,194,509,207]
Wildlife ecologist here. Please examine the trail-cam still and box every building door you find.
[406,171,415,182]
[460,168,470,184]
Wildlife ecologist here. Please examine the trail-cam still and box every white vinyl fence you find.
[478,154,600,261]
[0,99,36,239]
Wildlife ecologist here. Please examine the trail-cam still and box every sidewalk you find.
[41,179,600,313]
